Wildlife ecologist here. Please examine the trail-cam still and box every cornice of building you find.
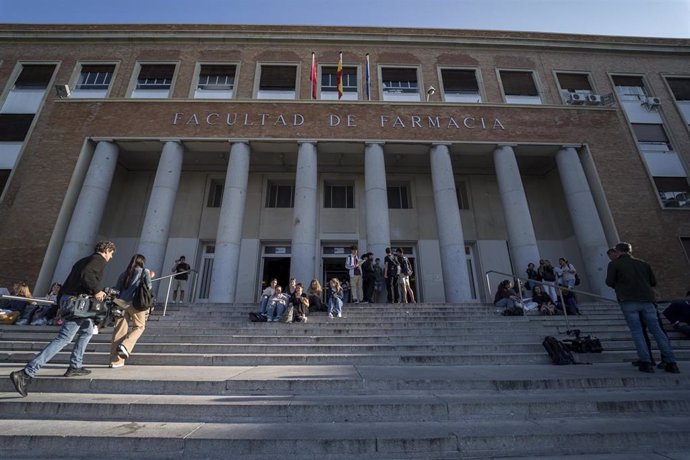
[0,23,689,54]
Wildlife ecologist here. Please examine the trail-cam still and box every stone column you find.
[209,141,250,303]
[430,143,472,302]
[493,145,541,275]
[136,141,184,286]
[364,142,391,260]
[556,146,611,296]
[53,141,119,282]
[290,141,318,285]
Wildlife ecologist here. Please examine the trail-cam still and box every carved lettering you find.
[186,114,199,125]
[172,112,184,125]
[329,114,341,126]
[463,117,475,129]
[428,116,440,128]
[393,116,405,128]
[206,113,219,125]
[294,114,305,126]
[493,119,505,129]
[411,116,422,128]
[346,115,356,127]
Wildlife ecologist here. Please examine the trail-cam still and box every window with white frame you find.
[441,69,481,103]
[207,180,224,208]
[0,114,34,142]
[612,75,647,101]
[655,177,690,208]
[195,64,236,99]
[632,123,672,152]
[324,182,354,208]
[13,65,55,89]
[257,65,297,99]
[266,182,295,208]
[132,64,175,98]
[455,181,470,210]
[320,66,358,100]
[667,77,690,125]
[71,64,115,98]
[387,183,411,209]
[499,70,542,104]
[381,67,420,101]
[556,72,593,103]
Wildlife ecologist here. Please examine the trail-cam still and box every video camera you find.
[562,329,603,353]
[59,287,122,327]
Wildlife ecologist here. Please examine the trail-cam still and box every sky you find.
[0,0,689,39]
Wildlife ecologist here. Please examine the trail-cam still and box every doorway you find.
[259,244,292,299]
[322,244,353,303]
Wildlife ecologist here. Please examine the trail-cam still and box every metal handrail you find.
[151,269,197,317]
[485,269,618,330]
[0,294,55,305]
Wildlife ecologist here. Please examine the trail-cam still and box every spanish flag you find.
[336,51,343,100]
[310,52,317,100]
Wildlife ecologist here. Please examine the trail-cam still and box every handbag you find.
[132,269,154,312]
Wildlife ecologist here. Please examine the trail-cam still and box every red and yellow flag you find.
[336,52,343,100]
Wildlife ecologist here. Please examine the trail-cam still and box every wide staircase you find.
[1,301,689,459]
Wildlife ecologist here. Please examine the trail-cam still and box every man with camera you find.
[9,240,116,397]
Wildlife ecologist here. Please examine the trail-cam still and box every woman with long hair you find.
[110,254,152,368]
[327,278,344,318]
[307,279,324,312]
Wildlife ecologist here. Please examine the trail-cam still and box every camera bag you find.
[59,294,107,319]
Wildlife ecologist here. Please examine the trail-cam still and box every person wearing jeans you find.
[10,240,117,397]
[606,241,679,374]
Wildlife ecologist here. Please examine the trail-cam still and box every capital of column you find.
[431,142,452,147]
[227,139,250,145]
[160,138,182,143]
[298,140,317,146]
[90,138,115,143]
[560,144,582,150]
[365,141,386,146]
[496,143,517,149]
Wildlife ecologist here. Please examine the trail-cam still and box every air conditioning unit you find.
[567,93,586,105]
[643,96,661,108]
[586,94,603,105]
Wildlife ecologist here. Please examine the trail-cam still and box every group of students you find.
[0,281,62,326]
[494,257,581,316]
[258,277,345,321]
[346,246,416,305]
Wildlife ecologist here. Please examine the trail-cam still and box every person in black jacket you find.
[605,241,679,374]
[9,241,116,397]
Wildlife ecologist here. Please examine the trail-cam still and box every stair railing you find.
[484,269,618,329]
[151,269,196,317]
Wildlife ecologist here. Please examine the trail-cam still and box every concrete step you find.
[0,416,689,459]
[3,390,690,423]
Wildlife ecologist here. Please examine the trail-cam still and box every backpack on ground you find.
[249,312,267,322]
[502,305,525,316]
[542,336,576,365]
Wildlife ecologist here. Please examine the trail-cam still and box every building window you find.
[324,182,354,208]
[612,75,646,100]
[257,65,297,99]
[0,114,34,142]
[455,181,470,210]
[441,69,481,103]
[381,67,420,101]
[0,169,10,196]
[266,182,295,208]
[195,64,236,99]
[655,177,690,208]
[667,77,690,125]
[632,123,672,151]
[76,65,115,90]
[387,184,411,209]
[499,70,541,104]
[136,64,175,90]
[207,180,224,208]
[132,64,175,98]
[557,72,594,103]
[13,65,55,89]
[320,66,358,100]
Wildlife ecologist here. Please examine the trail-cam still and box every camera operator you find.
[9,240,116,397]
[171,256,191,303]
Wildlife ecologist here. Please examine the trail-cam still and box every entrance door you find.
[322,245,353,303]
[394,245,419,302]
[195,243,215,302]
[260,245,291,299]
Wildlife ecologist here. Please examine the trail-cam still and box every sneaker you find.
[109,362,125,369]
[10,370,31,397]
[664,362,681,374]
[92,326,99,335]
[638,362,655,373]
[117,344,130,359]
[15,318,29,326]
[64,367,91,377]
[328,313,333,318]
[337,313,342,318]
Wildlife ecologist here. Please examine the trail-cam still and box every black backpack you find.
[542,336,576,365]
[400,256,412,276]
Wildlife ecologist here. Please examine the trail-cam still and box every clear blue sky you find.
[0,0,689,38]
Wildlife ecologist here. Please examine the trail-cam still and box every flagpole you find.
[365,53,371,101]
